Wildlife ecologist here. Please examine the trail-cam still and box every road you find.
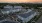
[36,16,42,23]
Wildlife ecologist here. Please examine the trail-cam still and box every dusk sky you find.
[0,0,42,3]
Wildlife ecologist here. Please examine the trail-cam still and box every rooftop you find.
[18,10,35,18]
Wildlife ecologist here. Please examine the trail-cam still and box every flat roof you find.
[18,11,35,18]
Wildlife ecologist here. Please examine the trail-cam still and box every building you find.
[14,6,23,12]
[14,6,22,9]
[4,5,13,9]
[1,5,23,14]
[17,9,38,23]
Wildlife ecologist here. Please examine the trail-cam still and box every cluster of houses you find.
[0,5,39,23]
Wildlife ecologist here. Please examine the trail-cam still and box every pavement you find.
[36,16,42,23]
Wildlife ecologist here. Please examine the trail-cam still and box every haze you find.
[0,0,42,3]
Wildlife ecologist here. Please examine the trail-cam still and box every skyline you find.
[0,0,42,3]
